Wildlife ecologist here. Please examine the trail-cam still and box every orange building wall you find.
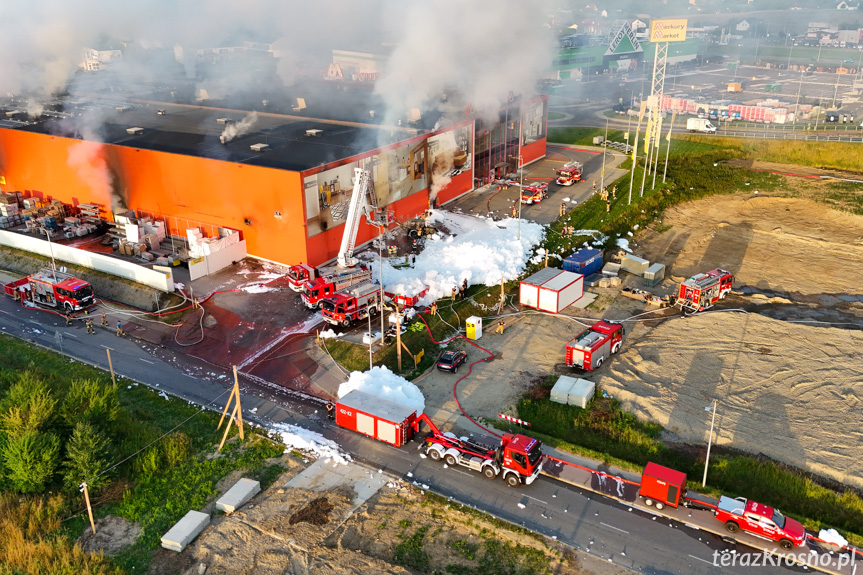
[0,129,308,264]
[521,137,547,166]
[435,170,473,205]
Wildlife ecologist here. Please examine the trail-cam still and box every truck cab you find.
[499,433,544,486]
[302,279,337,309]
[321,294,354,325]
[556,165,583,186]
[287,264,315,291]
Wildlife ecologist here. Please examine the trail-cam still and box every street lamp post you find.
[702,399,718,487]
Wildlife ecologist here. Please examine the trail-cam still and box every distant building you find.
[80,48,122,72]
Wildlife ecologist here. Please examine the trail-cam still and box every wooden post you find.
[232,366,244,440]
[544,252,549,268]
[218,402,239,451]
[396,311,402,371]
[106,349,116,388]
[217,383,237,430]
[216,367,243,449]
[81,482,96,534]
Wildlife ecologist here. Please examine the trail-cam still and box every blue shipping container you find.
[563,248,603,277]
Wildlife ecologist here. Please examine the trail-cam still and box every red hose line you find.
[415,313,501,438]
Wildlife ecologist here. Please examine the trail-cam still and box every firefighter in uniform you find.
[495,319,506,335]
[559,201,566,217]
[326,401,335,420]
[430,301,437,316]
[612,185,618,199]
[592,180,597,193]
[65,311,73,327]
[85,319,95,335]
[451,286,457,300]
[101,312,108,327]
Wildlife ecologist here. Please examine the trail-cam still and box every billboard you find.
[649,19,687,43]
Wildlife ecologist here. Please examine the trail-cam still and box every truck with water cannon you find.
[565,320,624,371]
[520,182,549,205]
[676,268,733,312]
[320,281,382,327]
[4,268,95,311]
[555,162,583,186]
[300,265,372,308]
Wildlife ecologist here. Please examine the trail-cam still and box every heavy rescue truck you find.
[288,167,392,291]
[555,162,583,186]
[565,320,624,371]
[676,268,733,312]
[413,413,544,487]
[4,269,95,311]
[320,281,382,327]
[301,266,372,309]
[520,182,549,205]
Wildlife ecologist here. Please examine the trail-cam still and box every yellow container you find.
[466,316,482,340]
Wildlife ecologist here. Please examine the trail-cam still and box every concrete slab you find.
[286,457,390,508]
[570,291,597,309]
[215,478,261,514]
[160,510,210,552]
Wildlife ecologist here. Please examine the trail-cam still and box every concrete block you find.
[609,276,622,287]
[215,478,261,514]
[602,262,621,277]
[568,378,596,409]
[161,510,210,552]
[620,254,649,276]
[550,376,578,405]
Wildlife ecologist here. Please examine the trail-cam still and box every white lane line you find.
[0,310,10,315]
[599,522,630,534]
[688,554,713,565]
[522,494,548,505]
[139,358,154,364]
[64,332,78,338]
[101,345,112,349]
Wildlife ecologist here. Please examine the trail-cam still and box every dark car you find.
[436,350,468,373]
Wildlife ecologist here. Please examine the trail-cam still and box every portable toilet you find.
[466,316,482,340]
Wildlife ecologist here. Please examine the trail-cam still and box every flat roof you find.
[14,103,417,173]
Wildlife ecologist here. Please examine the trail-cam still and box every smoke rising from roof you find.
[220,112,259,143]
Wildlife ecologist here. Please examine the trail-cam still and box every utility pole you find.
[702,399,717,487]
[600,117,608,193]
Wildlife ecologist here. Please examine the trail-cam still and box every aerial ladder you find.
[337,167,391,267]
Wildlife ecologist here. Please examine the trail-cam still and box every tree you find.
[1,432,60,493]
[0,373,56,437]
[59,379,119,431]
[62,421,112,493]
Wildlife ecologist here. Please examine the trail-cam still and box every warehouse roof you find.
[14,103,418,172]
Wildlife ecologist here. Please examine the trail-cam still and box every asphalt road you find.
[0,294,821,575]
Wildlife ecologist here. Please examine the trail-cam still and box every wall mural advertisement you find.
[303,139,428,237]
[522,100,546,146]
[427,123,473,204]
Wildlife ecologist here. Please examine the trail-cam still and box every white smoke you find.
[66,127,119,211]
[374,0,556,129]
[220,112,258,143]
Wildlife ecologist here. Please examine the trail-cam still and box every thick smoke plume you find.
[220,112,258,143]
[66,133,120,211]
[375,0,556,128]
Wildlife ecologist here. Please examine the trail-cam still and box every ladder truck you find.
[412,413,545,487]
[286,167,390,291]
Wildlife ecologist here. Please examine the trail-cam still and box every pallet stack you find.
[0,194,22,229]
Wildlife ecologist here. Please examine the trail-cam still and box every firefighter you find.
[592,180,597,193]
[559,201,566,217]
[101,312,108,327]
[12,289,19,302]
[612,185,618,199]
[495,319,506,335]
[451,286,457,300]
[85,319,95,335]
[65,311,73,327]
[326,400,335,420]
[430,301,438,316]
[116,321,124,337]
[510,203,517,218]
[462,278,468,293]
[600,187,608,201]
[606,199,611,213]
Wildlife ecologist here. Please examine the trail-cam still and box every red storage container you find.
[639,462,687,509]
[335,390,418,447]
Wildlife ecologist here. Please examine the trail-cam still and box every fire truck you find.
[555,163,583,186]
[520,182,549,205]
[676,268,733,312]
[414,413,544,487]
[287,167,392,292]
[714,496,807,549]
[320,281,382,327]
[565,320,624,371]
[3,268,95,311]
[300,266,372,309]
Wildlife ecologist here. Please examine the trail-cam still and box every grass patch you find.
[546,112,566,121]
[394,525,430,572]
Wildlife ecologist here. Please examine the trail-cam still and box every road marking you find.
[599,522,629,534]
[139,358,154,364]
[522,494,548,505]
[688,554,713,565]
[684,523,701,530]
[0,310,10,315]
[64,332,78,338]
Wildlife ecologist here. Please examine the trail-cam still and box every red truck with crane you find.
[320,281,382,327]
[555,162,583,186]
[676,268,733,312]
[4,268,95,311]
[301,266,372,309]
[565,320,624,371]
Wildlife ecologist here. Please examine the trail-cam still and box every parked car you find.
[436,350,468,373]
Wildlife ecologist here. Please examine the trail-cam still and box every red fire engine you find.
[565,320,624,371]
[4,269,95,311]
[555,163,583,186]
[301,266,372,309]
[520,182,549,205]
[676,268,733,312]
[320,281,382,327]
[414,413,544,487]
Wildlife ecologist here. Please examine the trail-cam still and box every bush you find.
[1,432,60,493]
[62,421,112,494]
[59,379,119,432]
